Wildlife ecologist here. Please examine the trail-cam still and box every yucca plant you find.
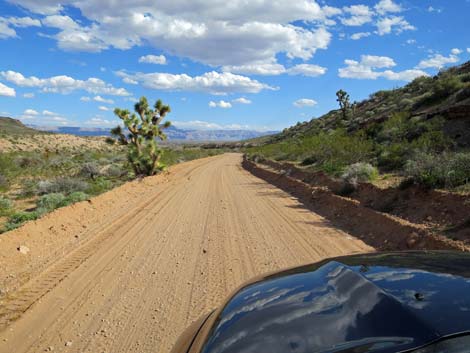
[111,97,171,176]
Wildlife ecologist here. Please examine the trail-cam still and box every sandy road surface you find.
[0,153,373,353]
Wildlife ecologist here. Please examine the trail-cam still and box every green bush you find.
[65,191,89,204]
[36,193,66,213]
[0,196,13,216]
[87,177,113,195]
[341,163,379,184]
[5,211,39,231]
[405,152,470,189]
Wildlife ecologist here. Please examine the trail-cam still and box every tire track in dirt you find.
[0,153,373,353]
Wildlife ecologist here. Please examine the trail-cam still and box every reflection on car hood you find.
[200,251,470,353]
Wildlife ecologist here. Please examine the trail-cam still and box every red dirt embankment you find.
[243,156,469,252]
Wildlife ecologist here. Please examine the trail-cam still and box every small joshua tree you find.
[111,97,171,176]
[336,89,351,120]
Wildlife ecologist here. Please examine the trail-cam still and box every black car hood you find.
[200,251,470,353]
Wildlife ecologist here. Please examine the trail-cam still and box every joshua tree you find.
[110,97,171,176]
[336,89,351,119]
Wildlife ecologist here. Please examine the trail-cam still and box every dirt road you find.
[0,153,373,353]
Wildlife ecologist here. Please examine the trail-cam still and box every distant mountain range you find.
[27,124,277,141]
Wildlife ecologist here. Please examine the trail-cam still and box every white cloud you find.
[232,97,251,104]
[288,64,327,77]
[0,16,41,39]
[10,0,334,67]
[467,48,470,54]
[427,6,442,13]
[374,0,402,15]
[222,62,326,77]
[93,95,114,104]
[376,16,415,35]
[339,55,428,81]
[416,50,461,69]
[24,109,39,115]
[406,39,416,44]
[1,70,130,96]
[80,96,91,102]
[209,100,232,108]
[293,98,317,108]
[222,62,286,76]
[19,108,69,125]
[84,116,114,126]
[341,5,373,26]
[116,70,277,95]
[23,92,35,98]
[351,32,371,40]
[98,105,110,111]
[138,54,167,65]
[0,82,16,97]
[42,109,58,116]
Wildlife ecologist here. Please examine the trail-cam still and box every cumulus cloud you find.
[351,32,371,40]
[339,55,427,81]
[288,64,327,77]
[98,105,110,111]
[222,62,326,77]
[376,16,415,35]
[0,82,16,97]
[24,109,39,115]
[19,108,69,125]
[9,0,336,67]
[85,116,114,126]
[293,98,317,108]
[232,97,252,104]
[416,50,461,69]
[138,54,167,65]
[0,70,130,96]
[93,95,114,104]
[0,16,41,39]
[116,70,276,95]
[341,5,373,26]
[23,92,35,98]
[374,0,402,15]
[209,100,232,108]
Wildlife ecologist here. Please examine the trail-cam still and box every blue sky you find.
[0,0,469,131]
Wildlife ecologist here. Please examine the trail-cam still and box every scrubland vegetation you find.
[246,62,470,192]
[0,140,223,232]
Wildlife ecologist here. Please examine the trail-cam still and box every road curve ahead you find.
[0,153,373,353]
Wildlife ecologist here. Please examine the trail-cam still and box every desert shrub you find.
[79,162,100,179]
[5,211,39,231]
[416,76,464,108]
[0,174,7,190]
[14,155,43,168]
[460,73,470,83]
[378,143,411,170]
[36,193,66,213]
[105,137,116,145]
[399,98,414,108]
[404,152,470,189]
[456,86,470,102]
[86,177,112,195]
[341,163,378,184]
[36,178,89,195]
[0,196,13,216]
[299,129,375,175]
[65,191,89,204]
[103,164,126,177]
